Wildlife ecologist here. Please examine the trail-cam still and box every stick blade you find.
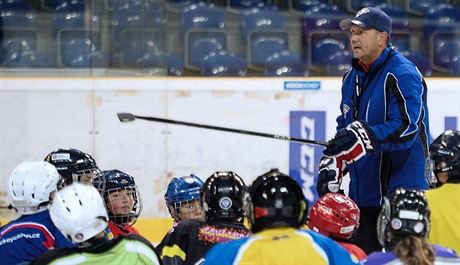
[117,112,136,123]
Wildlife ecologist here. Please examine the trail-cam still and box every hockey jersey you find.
[108,221,140,238]
[30,233,160,265]
[159,219,250,265]
[204,227,359,265]
[337,241,367,261]
[0,210,73,265]
[364,245,460,264]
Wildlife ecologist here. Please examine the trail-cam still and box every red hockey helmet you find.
[308,193,360,240]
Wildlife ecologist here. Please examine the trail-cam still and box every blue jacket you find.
[0,210,73,265]
[337,47,430,207]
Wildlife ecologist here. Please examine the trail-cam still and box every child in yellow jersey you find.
[426,130,460,254]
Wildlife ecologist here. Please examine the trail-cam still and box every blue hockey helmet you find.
[164,174,204,221]
[95,169,142,226]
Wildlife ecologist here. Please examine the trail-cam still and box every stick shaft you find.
[134,115,327,146]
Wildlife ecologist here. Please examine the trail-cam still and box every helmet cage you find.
[377,189,430,250]
[429,130,460,183]
[104,186,142,226]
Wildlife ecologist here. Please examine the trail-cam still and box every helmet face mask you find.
[202,171,248,224]
[96,170,142,227]
[165,174,205,222]
[308,193,360,241]
[429,130,460,184]
[249,169,308,233]
[377,189,430,251]
[44,148,102,187]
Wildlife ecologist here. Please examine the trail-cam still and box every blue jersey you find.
[204,227,359,265]
[0,210,73,265]
[364,244,460,264]
[337,47,430,207]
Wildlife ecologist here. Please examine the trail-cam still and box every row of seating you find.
[1,0,459,76]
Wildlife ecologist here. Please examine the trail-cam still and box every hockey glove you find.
[316,156,346,197]
[324,120,376,164]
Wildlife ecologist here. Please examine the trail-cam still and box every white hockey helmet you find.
[50,182,108,244]
[8,161,61,215]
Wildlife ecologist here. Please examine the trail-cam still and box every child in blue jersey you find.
[0,161,73,264]
[365,188,460,265]
[204,169,359,265]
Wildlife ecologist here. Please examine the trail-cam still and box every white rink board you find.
[1,77,459,218]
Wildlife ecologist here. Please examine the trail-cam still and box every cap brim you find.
[339,19,368,30]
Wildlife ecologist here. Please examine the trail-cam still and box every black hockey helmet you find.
[249,169,308,233]
[377,188,430,251]
[202,171,249,224]
[44,148,101,186]
[95,169,142,226]
[429,130,460,183]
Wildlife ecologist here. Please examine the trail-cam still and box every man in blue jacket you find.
[316,7,430,254]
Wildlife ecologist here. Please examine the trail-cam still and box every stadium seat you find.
[59,31,107,67]
[402,51,432,77]
[375,3,409,31]
[0,0,36,28]
[405,0,445,16]
[311,37,347,67]
[424,4,460,40]
[229,0,270,10]
[302,4,348,67]
[290,0,329,13]
[120,30,164,67]
[2,50,54,68]
[167,0,203,13]
[180,2,226,36]
[52,1,101,35]
[200,50,247,76]
[186,31,228,69]
[432,37,460,71]
[263,50,308,76]
[345,0,387,13]
[248,31,289,68]
[241,9,285,40]
[325,50,352,76]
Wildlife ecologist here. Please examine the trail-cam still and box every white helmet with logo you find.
[50,182,108,244]
[8,161,61,215]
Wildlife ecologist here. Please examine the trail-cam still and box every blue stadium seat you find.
[311,38,346,66]
[200,50,247,76]
[241,9,285,40]
[375,3,409,31]
[263,50,308,76]
[345,0,387,13]
[2,30,37,65]
[248,31,289,68]
[290,0,329,12]
[180,3,226,36]
[302,4,348,66]
[402,51,432,77]
[0,0,36,28]
[59,31,107,67]
[229,0,270,10]
[43,0,85,11]
[2,50,54,68]
[424,4,460,41]
[52,1,101,35]
[432,37,460,71]
[405,0,445,16]
[167,0,203,13]
[325,50,352,76]
[186,31,228,69]
[120,30,164,67]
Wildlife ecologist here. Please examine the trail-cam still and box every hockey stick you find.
[117,112,327,146]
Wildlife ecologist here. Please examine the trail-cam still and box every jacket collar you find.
[352,47,391,73]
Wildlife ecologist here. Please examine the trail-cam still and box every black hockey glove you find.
[316,156,346,197]
[324,121,376,164]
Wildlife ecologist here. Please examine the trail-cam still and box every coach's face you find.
[349,25,388,65]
